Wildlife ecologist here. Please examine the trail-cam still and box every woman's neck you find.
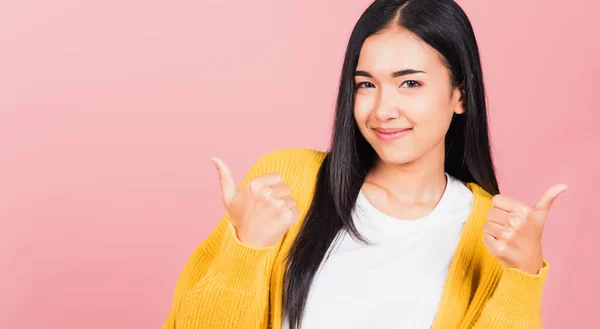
[365,151,447,205]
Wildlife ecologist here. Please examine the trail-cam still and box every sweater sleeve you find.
[470,260,550,329]
[162,150,289,329]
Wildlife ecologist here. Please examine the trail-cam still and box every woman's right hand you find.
[211,157,300,248]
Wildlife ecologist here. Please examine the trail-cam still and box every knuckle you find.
[279,207,293,222]
[520,207,532,218]
[287,197,297,208]
[509,216,523,229]
[269,198,284,209]
[276,182,291,194]
[495,243,507,256]
[263,188,273,200]
[268,172,282,182]
[502,228,515,241]
[491,194,501,205]
[248,179,260,194]
[275,200,285,210]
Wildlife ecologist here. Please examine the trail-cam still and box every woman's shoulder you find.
[465,182,493,203]
[251,147,327,174]
[464,182,494,216]
[259,147,327,163]
[246,146,326,189]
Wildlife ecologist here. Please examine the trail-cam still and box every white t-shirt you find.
[282,173,473,329]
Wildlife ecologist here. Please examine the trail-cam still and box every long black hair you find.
[283,0,499,327]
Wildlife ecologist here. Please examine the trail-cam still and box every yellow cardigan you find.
[163,148,549,329]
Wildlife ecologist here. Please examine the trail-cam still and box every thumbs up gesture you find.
[211,157,301,248]
[483,183,568,275]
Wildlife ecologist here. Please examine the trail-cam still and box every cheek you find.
[408,87,450,119]
[353,95,374,124]
[411,94,455,137]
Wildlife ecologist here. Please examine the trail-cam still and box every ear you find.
[453,83,466,115]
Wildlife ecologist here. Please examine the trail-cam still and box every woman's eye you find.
[356,81,375,89]
[401,80,422,88]
[355,81,421,89]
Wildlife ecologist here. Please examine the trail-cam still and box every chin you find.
[373,148,416,165]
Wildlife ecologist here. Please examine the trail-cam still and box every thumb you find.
[211,157,237,206]
[533,183,569,213]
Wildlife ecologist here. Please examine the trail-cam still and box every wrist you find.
[519,258,544,275]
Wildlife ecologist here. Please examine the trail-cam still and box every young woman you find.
[163,0,567,328]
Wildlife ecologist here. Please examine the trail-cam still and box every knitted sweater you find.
[163,148,549,329]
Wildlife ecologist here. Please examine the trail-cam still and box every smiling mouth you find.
[373,128,413,141]
[373,127,412,133]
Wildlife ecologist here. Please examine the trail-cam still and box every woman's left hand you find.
[483,183,568,275]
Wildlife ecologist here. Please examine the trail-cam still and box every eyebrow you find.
[354,69,426,78]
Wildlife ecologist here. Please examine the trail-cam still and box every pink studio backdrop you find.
[1,0,598,328]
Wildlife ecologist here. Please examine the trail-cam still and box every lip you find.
[373,128,413,141]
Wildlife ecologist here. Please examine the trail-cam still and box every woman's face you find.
[353,26,464,166]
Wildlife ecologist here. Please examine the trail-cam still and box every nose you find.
[373,86,401,121]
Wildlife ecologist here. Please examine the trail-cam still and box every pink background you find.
[1,0,598,328]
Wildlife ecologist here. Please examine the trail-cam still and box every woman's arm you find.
[162,217,279,329]
[471,183,565,328]
[162,150,288,329]
[470,260,550,329]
